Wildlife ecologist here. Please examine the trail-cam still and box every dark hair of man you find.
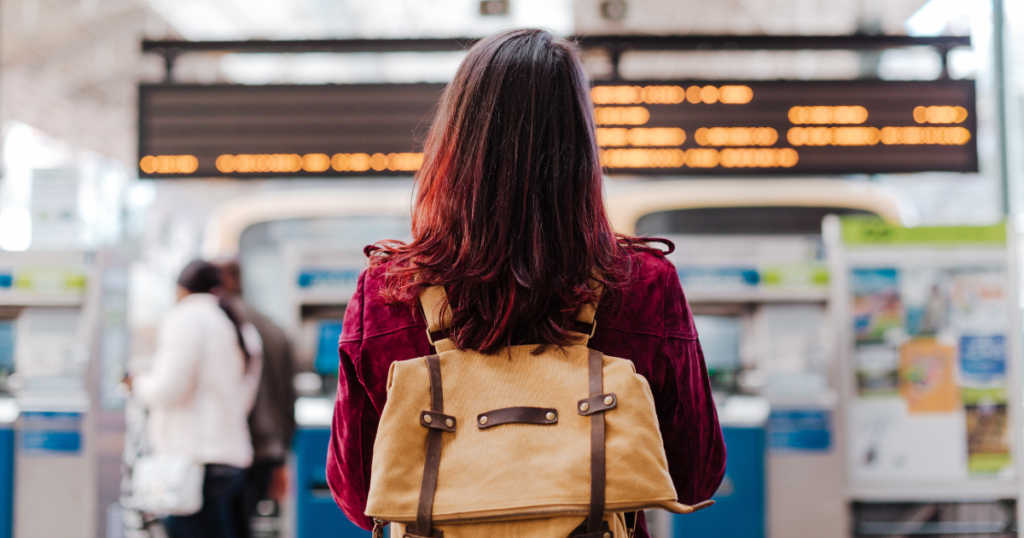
[177,259,252,366]
[369,28,651,354]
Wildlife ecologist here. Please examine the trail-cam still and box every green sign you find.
[841,216,1006,246]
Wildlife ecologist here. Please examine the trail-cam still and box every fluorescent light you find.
[877,48,943,80]
[904,0,973,36]
[0,207,31,251]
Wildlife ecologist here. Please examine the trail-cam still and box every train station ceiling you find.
[0,0,985,167]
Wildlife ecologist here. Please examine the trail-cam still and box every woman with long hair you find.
[327,29,725,538]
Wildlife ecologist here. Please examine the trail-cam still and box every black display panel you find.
[138,83,443,178]
[138,79,977,178]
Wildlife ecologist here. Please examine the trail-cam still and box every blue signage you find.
[19,412,83,456]
[0,322,12,372]
[960,335,1006,384]
[677,267,760,288]
[768,409,831,452]
[297,269,361,289]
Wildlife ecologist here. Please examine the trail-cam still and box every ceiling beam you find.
[141,34,970,55]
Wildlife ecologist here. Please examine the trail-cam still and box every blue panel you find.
[674,426,765,538]
[959,335,1006,384]
[0,428,13,538]
[315,321,346,376]
[297,269,361,290]
[21,431,81,454]
[19,412,83,456]
[0,322,12,371]
[768,409,831,452]
[0,274,10,289]
[677,267,760,288]
[293,427,365,538]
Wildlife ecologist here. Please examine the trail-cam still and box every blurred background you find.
[0,0,1023,537]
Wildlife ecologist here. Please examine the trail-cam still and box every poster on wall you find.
[849,263,1012,481]
[851,268,902,345]
[963,387,1011,474]
[898,340,958,414]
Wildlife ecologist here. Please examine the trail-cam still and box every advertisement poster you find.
[950,269,1008,333]
[963,388,1011,474]
[852,268,902,344]
[902,268,949,337]
[855,345,899,397]
[898,340,959,414]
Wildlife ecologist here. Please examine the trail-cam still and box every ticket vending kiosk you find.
[827,217,1023,535]
[0,250,128,538]
[606,179,904,538]
[287,247,367,538]
[229,210,411,538]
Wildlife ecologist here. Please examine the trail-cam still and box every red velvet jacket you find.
[327,248,726,538]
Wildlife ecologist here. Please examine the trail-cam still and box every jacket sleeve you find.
[658,268,727,504]
[133,310,202,407]
[327,269,378,531]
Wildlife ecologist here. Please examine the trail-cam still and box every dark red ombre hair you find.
[370,28,640,354]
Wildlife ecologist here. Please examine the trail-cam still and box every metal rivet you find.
[423,414,432,424]
[445,418,454,428]
[479,416,488,425]
[546,412,556,421]
[604,396,614,406]
[580,402,590,412]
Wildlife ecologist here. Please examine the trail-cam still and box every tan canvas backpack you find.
[365,285,712,538]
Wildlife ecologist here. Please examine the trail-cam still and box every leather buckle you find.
[420,411,456,432]
[577,393,617,416]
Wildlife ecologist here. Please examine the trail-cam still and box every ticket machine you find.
[207,189,413,538]
[606,179,903,538]
[0,250,128,538]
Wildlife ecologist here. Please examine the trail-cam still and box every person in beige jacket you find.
[133,260,262,538]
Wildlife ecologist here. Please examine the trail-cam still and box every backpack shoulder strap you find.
[420,286,458,353]
[418,284,600,351]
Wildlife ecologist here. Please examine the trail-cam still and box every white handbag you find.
[130,454,205,516]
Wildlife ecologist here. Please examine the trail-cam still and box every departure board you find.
[138,79,976,178]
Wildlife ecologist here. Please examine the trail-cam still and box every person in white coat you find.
[132,260,263,538]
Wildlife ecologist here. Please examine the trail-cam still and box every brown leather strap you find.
[414,355,445,537]
[578,393,617,416]
[586,348,606,534]
[477,407,558,429]
[691,500,716,512]
[420,287,457,353]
